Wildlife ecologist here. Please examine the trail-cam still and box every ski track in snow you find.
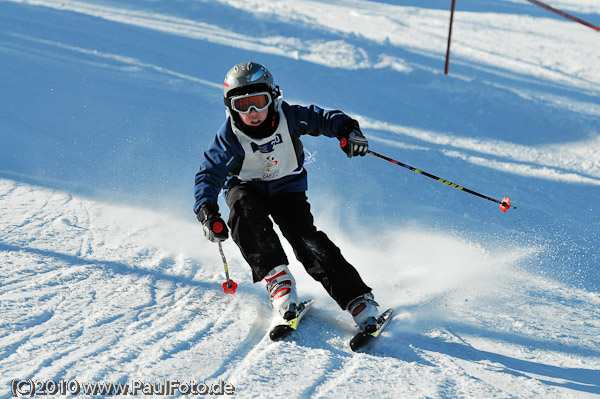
[4,0,599,188]
[2,178,599,398]
[6,27,599,187]
[2,0,600,398]
[0,178,267,391]
[6,0,600,92]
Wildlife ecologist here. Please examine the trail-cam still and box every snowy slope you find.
[2,178,599,398]
[1,0,599,398]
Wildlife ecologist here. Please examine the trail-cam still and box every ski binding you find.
[349,308,394,352]
[269,299,315,341]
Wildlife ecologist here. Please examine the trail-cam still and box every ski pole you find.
[218,241,237,294]
[367,149,516,212]
[340,138,515,212]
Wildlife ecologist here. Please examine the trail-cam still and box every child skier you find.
[194,62,380,333]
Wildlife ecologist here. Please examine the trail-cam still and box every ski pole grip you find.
[212,221,224,234]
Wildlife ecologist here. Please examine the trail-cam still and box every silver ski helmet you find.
[223,62,280,111]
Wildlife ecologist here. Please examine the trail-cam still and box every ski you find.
[349,308,394,352]
[269,299,316,341]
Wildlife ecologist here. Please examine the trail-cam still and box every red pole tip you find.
[222,280,238,294]
[500,197,511,213]
[212,221,224,233]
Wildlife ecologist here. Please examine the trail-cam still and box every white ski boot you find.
[265,265,300,321]
[347,292,380,333]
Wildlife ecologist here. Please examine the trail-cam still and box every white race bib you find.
[231,104,301,181]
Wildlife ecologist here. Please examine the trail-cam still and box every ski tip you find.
[269,324,294,341]
[350,308,395,351]
[349,332,373,352]
[269,298,315,341]
[500,196,511,213]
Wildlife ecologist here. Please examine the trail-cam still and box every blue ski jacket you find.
[193,100,355,214]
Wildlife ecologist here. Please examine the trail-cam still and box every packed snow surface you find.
[1,0,599,398]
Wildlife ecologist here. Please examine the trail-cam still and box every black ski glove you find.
[197,203,229,243]
[337,119,368,158]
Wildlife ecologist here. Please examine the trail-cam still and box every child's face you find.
[239,108,269,127]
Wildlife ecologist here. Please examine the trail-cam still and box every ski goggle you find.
[230,92,272,114]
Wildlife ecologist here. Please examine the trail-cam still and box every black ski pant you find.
[226,185,371,309]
